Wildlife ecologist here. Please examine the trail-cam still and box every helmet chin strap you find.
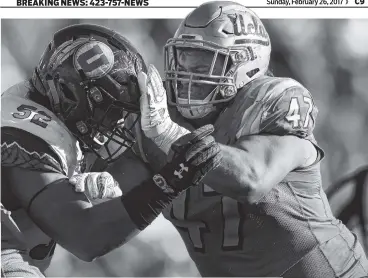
[46,77,62,118]
[32,68,48,96]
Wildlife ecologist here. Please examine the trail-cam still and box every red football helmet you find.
[31,24,147,163]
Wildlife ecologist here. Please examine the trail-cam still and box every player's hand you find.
[69,172,122,200]
[138,64,190,154]
[155,124,222,192]
[138,64,170,138]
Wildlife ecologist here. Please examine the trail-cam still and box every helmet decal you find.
[74,41,115,80]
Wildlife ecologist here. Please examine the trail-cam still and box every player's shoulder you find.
[214,75,318,144]
[254,76,318,135]
[244,75,312,103]
[216,76,310,123]
[1,81,83,176]
[2,81,62,131]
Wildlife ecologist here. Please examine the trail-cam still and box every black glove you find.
[122,124,222,230]
[156,124,222,193]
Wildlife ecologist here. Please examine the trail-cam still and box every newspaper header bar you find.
[0,0,367,18]
[1,0,367,8]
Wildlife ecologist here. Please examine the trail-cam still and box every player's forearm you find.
[71,198,140,261]
[29,178,167,262]
[202,143,265,204]
[34,173,185,262]
[31,194,139,262]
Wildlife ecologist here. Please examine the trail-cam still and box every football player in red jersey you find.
[1,23,221,276]
[134,1,368,277]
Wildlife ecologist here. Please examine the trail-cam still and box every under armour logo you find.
[174,163,188,179]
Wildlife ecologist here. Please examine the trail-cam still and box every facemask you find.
[177,92,216,119]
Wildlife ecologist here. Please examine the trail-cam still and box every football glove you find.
[138,64,190,154]
[70,172,122,200]
[158,124,222,192]
[122,124,222,230]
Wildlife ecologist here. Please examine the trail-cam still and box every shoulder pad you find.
[257,78,317,138]
[1,82,83,177]
[214,76,318,144]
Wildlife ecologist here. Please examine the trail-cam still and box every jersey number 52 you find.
[12,105,51,128]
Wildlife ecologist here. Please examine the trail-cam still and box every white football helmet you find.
[164,1,271,119]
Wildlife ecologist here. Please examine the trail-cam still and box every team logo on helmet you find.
[74,41,115,79]
[228,13,270,46]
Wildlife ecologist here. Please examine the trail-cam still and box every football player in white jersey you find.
[79,1,368,277]
[1,23,221,276]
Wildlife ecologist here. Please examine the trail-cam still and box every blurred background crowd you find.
[2,18,368,276]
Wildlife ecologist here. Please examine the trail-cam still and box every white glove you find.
[138,64,190,154]
[69,172,122,200]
